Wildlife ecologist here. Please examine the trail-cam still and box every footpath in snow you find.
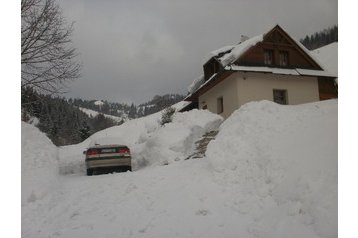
[22,100,337,238]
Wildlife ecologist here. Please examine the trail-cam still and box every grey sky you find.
[60,0,337,104]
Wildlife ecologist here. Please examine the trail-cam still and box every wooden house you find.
[183,25,337,118]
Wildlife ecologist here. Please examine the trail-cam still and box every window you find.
[217,97,223,114]
[264,50,273,65]
[279,51,289,66]
[273,89,288,105]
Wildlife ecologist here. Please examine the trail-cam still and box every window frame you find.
[264,49,274,65]
[273,89,288,105]
[279,51,289,66]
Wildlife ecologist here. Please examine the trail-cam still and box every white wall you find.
[199,72,319,119]
[198,73,239,119]
[236,72,319,107]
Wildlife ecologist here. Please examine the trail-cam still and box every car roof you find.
[88,144,128,149]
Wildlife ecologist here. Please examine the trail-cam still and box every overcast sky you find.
[60,0,337,104]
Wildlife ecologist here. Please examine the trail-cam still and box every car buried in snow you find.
[83,144,132,176]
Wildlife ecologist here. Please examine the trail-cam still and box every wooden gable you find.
[236,25,322,70]
[203,58,222,81]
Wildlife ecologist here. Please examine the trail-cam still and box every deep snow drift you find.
[22,100,337,238]
[21,122,59,205]
[206,100,337,237]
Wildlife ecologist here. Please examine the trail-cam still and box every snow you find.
[219,34,264,67]
[311,42,338,76]
[295,68,336,77]
[227,65,300,75]
[187,74,204,94]
[94,100,104,106]
[203,45,235,63]
[227,65,335,77]
[59,101,221,174]
[27,116,39,126]
[78,107,127,122]
[21,122,59,205]
[22,100,337,238]
[206,100,337,237]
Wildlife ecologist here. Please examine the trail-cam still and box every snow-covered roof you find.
[203,45,235,63]
[187,75,204,94]
[218,34,264,67]
[203,34,264,67]
[295,68,336,77]
[226,65,300,75]
[185,73,218,100]
[227,65,336,77]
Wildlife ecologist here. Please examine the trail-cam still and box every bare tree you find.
[21,0,81,94]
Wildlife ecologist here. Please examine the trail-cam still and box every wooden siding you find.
[318,77,338,100]
[237,25,322,70]
[203,58,221,81]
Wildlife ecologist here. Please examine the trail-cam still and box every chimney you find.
[240,35,249,43]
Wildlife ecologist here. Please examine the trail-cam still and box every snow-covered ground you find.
[78,107,128,122]
[22,100,337,238]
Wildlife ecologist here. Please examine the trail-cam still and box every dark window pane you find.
[264,50,273,65]
[273,89,287,105]
[217,97,223,113]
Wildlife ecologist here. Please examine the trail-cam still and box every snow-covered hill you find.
[312,42,338,76]
[22,100,337,238]
[78,106,128,122]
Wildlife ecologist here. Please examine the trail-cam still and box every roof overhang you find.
[227,65,337,77]
[185,67,337,102]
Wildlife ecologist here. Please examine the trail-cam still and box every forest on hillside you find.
[22,88,119,146]
[300,25,338,50]
[22,88,184,146]
[71,94,184,119]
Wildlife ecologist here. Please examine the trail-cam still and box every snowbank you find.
[59,103,223,173]
[206,100,338,237]
[21,122,59,205]
[138,109,222,167]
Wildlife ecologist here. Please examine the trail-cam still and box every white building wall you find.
[236,72,319,107]
[199,72,319,119]
[198,73,239,119]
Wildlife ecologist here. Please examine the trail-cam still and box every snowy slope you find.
[22,100,337,238]
[21,122,59,205]
[78,107,128,122]
[312,42,338,76]
[94,100,104,106]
